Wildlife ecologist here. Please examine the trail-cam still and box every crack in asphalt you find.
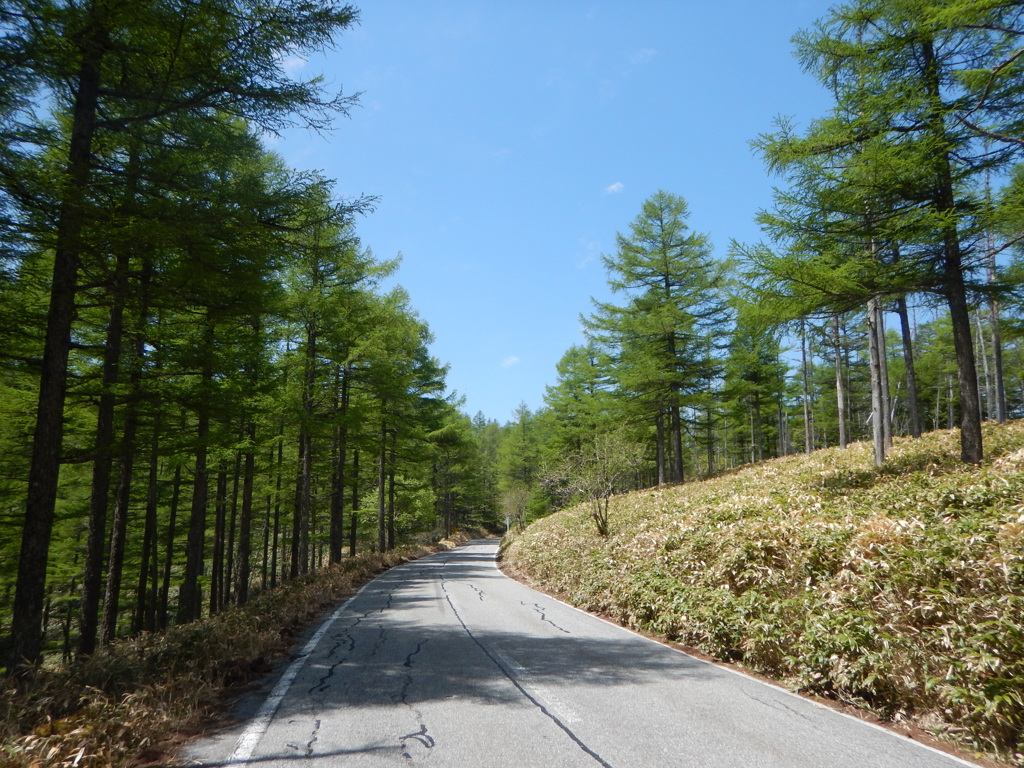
[442,582,613,768]
[404,640,427,669]
[395,638,434,760]
[366,624,388,658]
[309,655,345,694]
[308,630,356,694]
[400,723,436,760]
[284,718,319,757]
[306,718,321,757]
[307,606,385,695]
[741,688,816,722]
[524,600,572,634]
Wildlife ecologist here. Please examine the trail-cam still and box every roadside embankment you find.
[501,423,1024,766]
[0,530,483,768]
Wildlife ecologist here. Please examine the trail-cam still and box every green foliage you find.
[584,190,730,482]
[503,422,1024,764]
[542,428,646,536]
[542,342,614,457]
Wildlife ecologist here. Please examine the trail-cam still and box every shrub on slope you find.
[502,423,1024,765]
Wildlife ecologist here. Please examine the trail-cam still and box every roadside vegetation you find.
[6,0,1024,688]
[502,423,1024,766]
[0,536,476,768]
[3,5,1024,767]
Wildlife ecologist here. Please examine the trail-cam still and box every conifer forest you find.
[3,0,1024,672]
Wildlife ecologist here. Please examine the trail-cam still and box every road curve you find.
[185,539,980,768]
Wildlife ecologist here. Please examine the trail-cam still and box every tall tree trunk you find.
[777,400,788,456]
[985,173,1008,423]
[11,20,105,670]
[873,298,892,449]
[975,311,990,421]
[292,430,311,577]
[670,404,684,483]
[126,272,156,635]
[101,298,147,644]
[350,449,359,557]
[948,376,956,429]
[948,277,983,461]
[387,430,396,551]
[990,299,1007,423]
[705,393,715,475]
[293,324,316,576]
[832,314,848,449]
[78,274,127,658]
[178,318,214,624]
[100,400,138,645]
[330,365,349,563]
[225,453,241,606]
[752,394,763,462]
[210,467,227,616]
[158,464,181,629]
[867,297,887,466]
[444,489,454,539]
[271,425,283,588]
[800,320,812,455]
[236,423,256,606]
[61,581,75,664]
[748,404,756,464]
[179,436,208,622]
[655,411,666,485]
[91,140,147,649]
[261,497,271,592]
[923,38,983,464]
[377,416,387,553]
[133,418,160,634]
[896,297,922,438]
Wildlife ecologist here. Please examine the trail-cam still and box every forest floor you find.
[0,533,484,768]
[501,422,1024,767]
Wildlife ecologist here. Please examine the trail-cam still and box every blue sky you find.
[272,1,837,424]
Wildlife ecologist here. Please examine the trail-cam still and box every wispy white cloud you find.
[501,356,520,369]
[278,53,308,76]
[604,182,624,194]
[629,48,657,65]
[576,238,601,269]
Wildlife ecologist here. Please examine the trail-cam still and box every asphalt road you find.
[185,539,980,767]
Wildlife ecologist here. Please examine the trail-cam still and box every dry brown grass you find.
[502,423,1024,766]
[0,532,481,768]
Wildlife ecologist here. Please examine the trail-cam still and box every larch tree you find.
[542,342,614,458]
[775,0,1024,464]
[585,191,729,484]
[4,0,360,669]
[722,294,788,464]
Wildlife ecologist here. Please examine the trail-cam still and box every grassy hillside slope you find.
[502,423,1024,765]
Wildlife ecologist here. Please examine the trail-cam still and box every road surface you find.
[185,539,979,767]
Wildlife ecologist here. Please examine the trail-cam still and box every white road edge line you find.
[487,542,984,768]
[225,579,376,766]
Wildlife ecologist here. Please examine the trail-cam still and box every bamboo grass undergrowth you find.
[502,423,1024,766]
